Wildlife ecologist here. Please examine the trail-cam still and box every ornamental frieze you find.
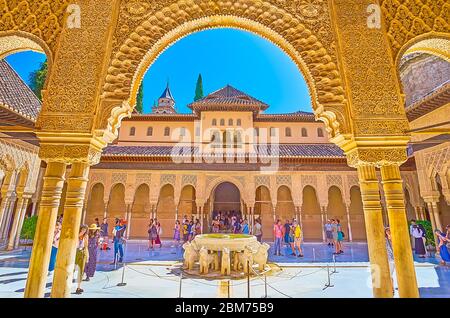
[380,0,450,62]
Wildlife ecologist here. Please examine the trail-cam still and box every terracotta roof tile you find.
[0,59,41,122]
[188,85,269,111]
[102,144,344,158]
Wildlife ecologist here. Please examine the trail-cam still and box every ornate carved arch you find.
[0,154,15,172]
[205,176,246,203]
[100,0,347,141]
[381,0,450,64]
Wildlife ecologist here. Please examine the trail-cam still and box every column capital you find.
[37,133,107,165]
[337,140,409,168]
[423,195,440,205]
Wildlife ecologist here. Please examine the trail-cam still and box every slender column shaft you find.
[321,206,326,242]
[357,165,393,298]
[126,204,131,239]
[31,199,38,217]
[6,196,27,250]
[1,197,17,239]
[51,163,90,298]
[426,202,440,247]
[380,165,419,298]
[24,162,67,298]
[14,198,30,249]
[431,202,442,232]
[199,205,204,234]
[0,172,13,232]
[346,204,353,242]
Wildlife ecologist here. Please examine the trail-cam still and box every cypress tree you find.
[194,73,204,101]
[29,60,48,101]
[136,82,144,113]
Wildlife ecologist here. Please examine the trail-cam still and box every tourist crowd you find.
[45,213,450,295]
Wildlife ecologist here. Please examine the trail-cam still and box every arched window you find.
[147,127,153,136]
[180,127,186,137]
[129,127,136,136]
[211,130,221,146]
[228,119,233,126]
[212,119,217,126]
[270,127,276,137]
[164,127,170,136]
[317,128,324,137]
[220,119,225,126]
[301,128,308,137]
[237,119,242,126]
[235,131,243,148]
[223,131,234,147]
[285,127,292,137]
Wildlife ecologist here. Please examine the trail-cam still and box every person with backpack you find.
[112,219,126,263]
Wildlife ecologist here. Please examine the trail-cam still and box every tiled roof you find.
[125,113,198,121]
[0,59,41,122]
[255,111,316,122]
[188,85,269,111]
[406,80,450,121]
[102,144,344,158]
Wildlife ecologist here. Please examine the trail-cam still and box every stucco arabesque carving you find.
[99,0,347,145]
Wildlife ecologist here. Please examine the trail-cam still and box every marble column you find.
[1,196,16,240]
[125,203,132,239]
[51,162,90,298]
[345,204,353,242]
[24,162,67,298]
[6,194,30,250]
[431,201,443,232]
[14,196,31,249]
[320,206,327,242]
[380,164,419,298]
[0,171,13,233]
[357,165,393,298]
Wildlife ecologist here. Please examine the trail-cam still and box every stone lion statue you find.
[221,247,231,276]
[235,247,254,274]
[182,241,198,270]
[199,247,216,274]
[253,243,270,271]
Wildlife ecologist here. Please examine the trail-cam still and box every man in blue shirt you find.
[111,218,126,264]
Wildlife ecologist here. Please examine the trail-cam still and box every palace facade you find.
[83,84,422,241]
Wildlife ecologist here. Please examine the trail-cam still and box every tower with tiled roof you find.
[153,82,176,114]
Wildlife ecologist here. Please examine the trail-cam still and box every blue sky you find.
[5,29,312,114]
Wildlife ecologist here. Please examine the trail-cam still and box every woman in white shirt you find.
[411,225,426,258]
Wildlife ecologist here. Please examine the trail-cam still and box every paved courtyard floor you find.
[0,241,448,298]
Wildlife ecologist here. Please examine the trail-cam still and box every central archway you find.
[212,182,241,219]
[101,5,347,142]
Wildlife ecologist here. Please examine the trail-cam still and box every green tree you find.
[194,73,204,101]
[29,61,48,101]
[136,82,144,113]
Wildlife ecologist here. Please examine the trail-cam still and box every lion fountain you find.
[182,234,270,278]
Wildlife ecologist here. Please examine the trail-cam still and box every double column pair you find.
[24,161,90,298]
[358,164,418,298]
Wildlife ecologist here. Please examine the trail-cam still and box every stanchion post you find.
[117,263,127,286]
[178,271,183,298]
[312,248,316,263]
[332,254,338,274]
[264,275,268,298]
[228,280,230,298]
[323,264,334,290]
[247,260,250,298]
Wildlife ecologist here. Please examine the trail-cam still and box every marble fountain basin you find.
[193,234,257,251]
